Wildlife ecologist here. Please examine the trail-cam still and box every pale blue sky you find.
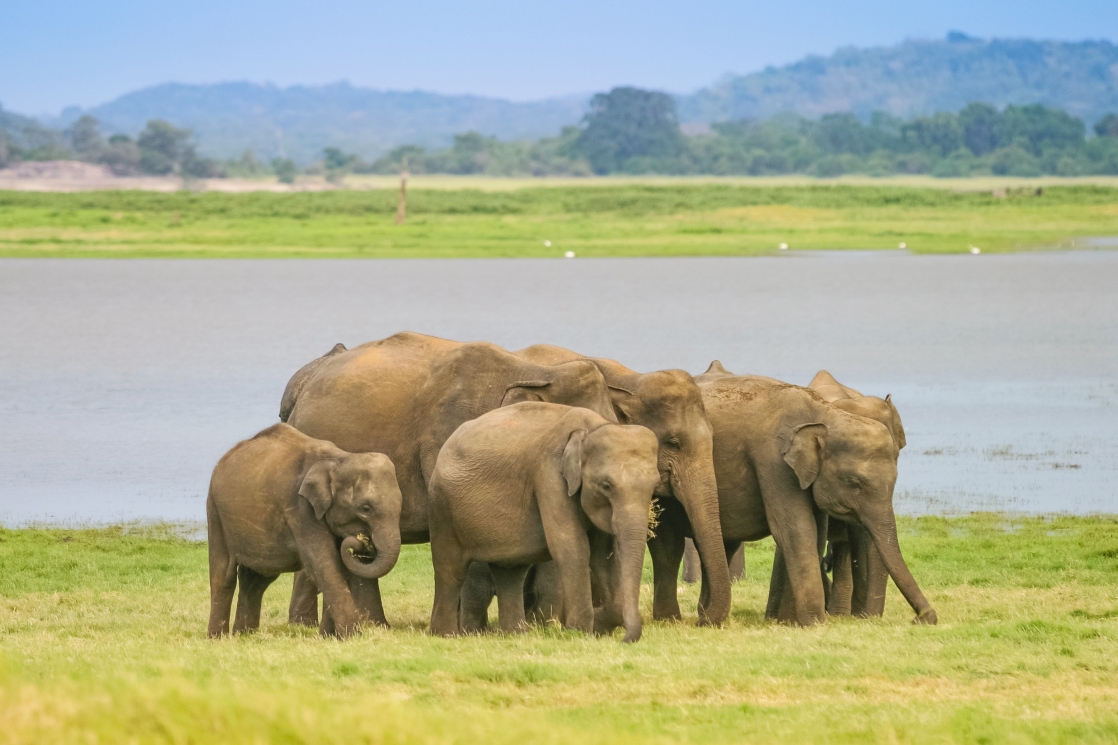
[2,0,1116,115]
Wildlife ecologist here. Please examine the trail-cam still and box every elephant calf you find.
[207,423,403,638]
[428,402,660,642]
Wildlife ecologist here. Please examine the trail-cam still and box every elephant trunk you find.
[613,509,648,643]
[673,462,731,625]
[859,507,937,624]
[339,525,401,580]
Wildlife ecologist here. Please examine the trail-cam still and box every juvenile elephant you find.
[774,370,907,619]
[511,345,731,625]
[682,372,935,627]
[281,332,618,625]
[429,403,660,642]
[206,424,402,638]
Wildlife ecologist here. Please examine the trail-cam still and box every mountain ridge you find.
[9,33,1118,164]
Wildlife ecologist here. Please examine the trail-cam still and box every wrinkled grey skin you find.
[690,370,935,626]
[766,371,907,620]
[429,403,659,643]
[280,332,618,626]
[206,424,402,639]
[486,345,731,627]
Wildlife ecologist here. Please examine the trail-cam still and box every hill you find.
[679,34,1118,126]
[59,82,586,164]
[16,34,1118,166]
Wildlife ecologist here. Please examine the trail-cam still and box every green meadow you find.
[2,515,1117,744]
[1,182,1117,258]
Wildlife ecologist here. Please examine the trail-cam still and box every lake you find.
[1,251,1115,525]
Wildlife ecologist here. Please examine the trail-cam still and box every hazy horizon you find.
[3,0,1116,117]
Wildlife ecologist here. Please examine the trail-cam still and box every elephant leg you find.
[828,536,854,615]
[816,508,830,611]
[492,565,531,633]
[590,529,625,635]
[699,539,742,616]
[288,570,320,627]
[767,495,826,626]
[526,561,563,624]
[348,576,389,628]
[550,539,594,634]
[729,542,746,582]
[459,561,496,633]
[765,545,787,620]
[682,538,701,583]
[850,524,888,617]
[648,498,687,621]
[206,505,237,638]
[430,535,469,637]
[232,566,278,634]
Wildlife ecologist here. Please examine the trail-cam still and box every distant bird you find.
[969,245,981,254]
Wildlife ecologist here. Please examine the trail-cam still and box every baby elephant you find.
[429,402,660,642]
[207,423,403,638]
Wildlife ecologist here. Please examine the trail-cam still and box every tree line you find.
[4,89,1118,179]
[362,89,1118,178]
[0,112,300,181]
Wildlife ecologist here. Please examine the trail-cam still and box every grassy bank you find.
[2,515,1117,743]
[1,183,1116,258]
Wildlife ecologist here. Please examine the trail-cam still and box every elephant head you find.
[501,359,618,422]
[808,370,906,450]
[781,412,936,624]
[298,453,403,580]
[609,370,731,625]
[562,423,661,643]
[416,343,618,483]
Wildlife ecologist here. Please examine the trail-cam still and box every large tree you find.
[574,87,684,173]
[68,115,104,159]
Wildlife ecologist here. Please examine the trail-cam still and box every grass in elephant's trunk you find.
[2,515,1118,744]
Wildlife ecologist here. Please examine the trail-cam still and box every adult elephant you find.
[685,369,935,626]
[280,332,618,626]
[474,344,733,626]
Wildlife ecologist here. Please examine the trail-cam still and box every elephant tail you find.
[279,343,347,422]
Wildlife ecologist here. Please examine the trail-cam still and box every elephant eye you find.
[664,437,682,450]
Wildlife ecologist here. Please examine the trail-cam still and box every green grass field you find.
[2,515,1117,744]
[2,182,1117,258]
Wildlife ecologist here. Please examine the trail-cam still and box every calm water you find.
[1,252,1116,525]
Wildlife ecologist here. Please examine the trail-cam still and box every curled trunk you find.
[340,528,401,580]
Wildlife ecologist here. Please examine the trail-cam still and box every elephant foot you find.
[593,607,624,635]
[913,608,938,625]
[621,626,642,644]
[290,612,319,627]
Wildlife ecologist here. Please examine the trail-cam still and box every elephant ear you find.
[608,386,639,424]
[299,459,339,520]
[501,380,550,406]
[885,394,907,450]
[782,423,827,490]
[562,429,588,497]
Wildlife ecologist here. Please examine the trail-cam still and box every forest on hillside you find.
[4,88,1118,179]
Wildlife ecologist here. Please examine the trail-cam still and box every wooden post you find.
[395,157,409,225]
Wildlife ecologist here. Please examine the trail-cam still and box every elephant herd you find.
[206,331,936,642]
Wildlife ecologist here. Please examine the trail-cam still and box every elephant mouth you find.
[345,534,378,563]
